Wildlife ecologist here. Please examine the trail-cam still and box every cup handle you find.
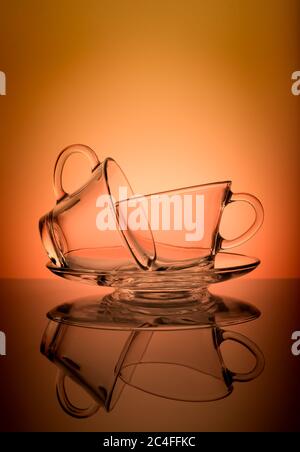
[56,371,101,418]
[220,330,265,382]
[53,144,100,202]
[220,192,264,249]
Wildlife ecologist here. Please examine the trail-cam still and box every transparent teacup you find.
[39,144,156,271]
[116,182,264,271]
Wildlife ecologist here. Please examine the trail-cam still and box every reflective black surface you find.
[0,278,299,431]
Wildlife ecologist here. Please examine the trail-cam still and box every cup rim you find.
[103,157,157,270]
[117,180,232,202]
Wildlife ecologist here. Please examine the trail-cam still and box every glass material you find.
[37,145,264,420]
[117,183,264,271]
[39,144,156,271]
[46,252,260,305]
[39,144,263,273]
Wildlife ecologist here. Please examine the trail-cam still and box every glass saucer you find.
[47,291,260,330]
[47,252,260,312]
[47,252,260,291]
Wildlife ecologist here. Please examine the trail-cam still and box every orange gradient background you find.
[0,0,299,278]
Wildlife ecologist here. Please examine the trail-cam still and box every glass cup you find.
[39,144,156,271]
[119,327,265,402]
[117,182,264,270]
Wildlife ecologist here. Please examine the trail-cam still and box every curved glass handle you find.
[221,330,265,382]
[220,192,264,249]
[53,144,100,202]
[56,371,101,419]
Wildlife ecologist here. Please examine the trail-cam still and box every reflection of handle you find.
[220,192,264,249]
[220,330,265,382]
[56,371,101,419]
[53,144,100,202]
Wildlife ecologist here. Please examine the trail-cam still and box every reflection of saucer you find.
[47,292,260,331]
[47,252,260,290]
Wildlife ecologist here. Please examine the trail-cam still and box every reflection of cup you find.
[119,327,265,402]
[118,183,264,271]
[41,317,264,417]
[39,144,155,271]
[40,320,152,418]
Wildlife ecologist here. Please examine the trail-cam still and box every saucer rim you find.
[46,251,260,277]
